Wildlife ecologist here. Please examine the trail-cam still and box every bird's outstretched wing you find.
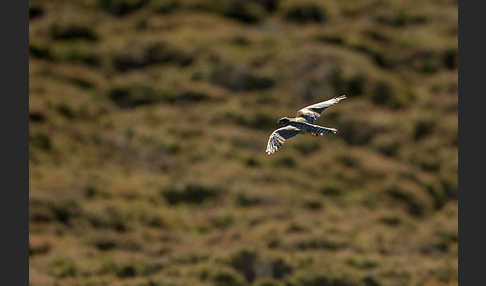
[296,95,347,124]
[266,125,302,155]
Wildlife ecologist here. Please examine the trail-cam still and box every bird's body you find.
[265,95,347,155]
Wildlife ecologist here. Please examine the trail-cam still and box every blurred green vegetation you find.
[30,0,457,285]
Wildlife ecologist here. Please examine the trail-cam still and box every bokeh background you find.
[29,0,458,285]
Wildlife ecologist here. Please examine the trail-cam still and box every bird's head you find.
[277,117,291,127]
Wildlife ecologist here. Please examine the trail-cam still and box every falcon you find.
[266,95,347,155]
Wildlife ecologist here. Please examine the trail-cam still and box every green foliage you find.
[29,5,44,20]
[373,136,401,157]
[320,183,343,197]
[161,184,221,205]
[152,0,180,14]
[98,0,150,16]
[378,216,401,227]
[210,63,275,91]
[109,82,173,108]
[30,43,52,60]
[284,2,327,24]
[414,118,436,141]
[86,206,129,232]
[64,47,101,67]
[338,118,381,146]
[293,140,321,155]
[294,237,345,251]
[272,156,297,168]
[50,24,99,42]
[212,269,246,286]
[222,1,265,24]
[112,42,193,72]
[30,132,52,151]
[236,193,263,207]
[229,249,258,282]
[290,273,360,286]
[384,184,426,217]
[49,256,77,278]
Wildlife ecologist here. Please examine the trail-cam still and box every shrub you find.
[211,64,275,91]
[409,150,441,172]
[224,111,275,130]
[384,184,426,217]
[362,275,381,286]
[109,83,170,108]
[426,178,458,210]
[222,1,265,24]
[213,269,246,286]
[414,119,435,141]
[293,140,320,155]
[228,250,292,282]
[112,42,193,72]
[272,156,297,168]
[56,104,76,119]
[375,136,401,157]
[49,256,77,278]
[64,48,101,67]
[98,0,150,16]
[117,265,137,278]
[271,258,292,279]
[285,2,327,24]
[294,238,345,251]
[30,132,52,151]
[371,81,403,109]
[152,0,180,14]
[161,184,221,205]
[320,183,343,197]
[29,112,46,123]
[177,90,210,103]
[236,193,263,207]
[291,274,359,286]
[229,249,258,282]
[339,118,381,146]
[87,206,129,232]
[211,214,234,229]
[378,216,401,227]
[94,238,117,251]
[30,44,53,60]
[286,222,308,233]
[29,238,51,256]
[50,199,82,225]
[29,5,44,20]
[50,25,99,42]
[245,157,261,168]
[375,11,427,27]
[256,279,279,286]
[303,200,322,210]
[346,257,378,270]
[348,74,366,96]
[254,0,280,12]
[144,42,193,66]
[443,48,458,70]
[30,199,54,223]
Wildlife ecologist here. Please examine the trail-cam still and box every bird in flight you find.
[266,95,347,155]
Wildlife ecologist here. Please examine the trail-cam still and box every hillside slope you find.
[30,1,458,285]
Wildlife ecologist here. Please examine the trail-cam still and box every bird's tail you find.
[336,94,347,101]
[304,122,337,135]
